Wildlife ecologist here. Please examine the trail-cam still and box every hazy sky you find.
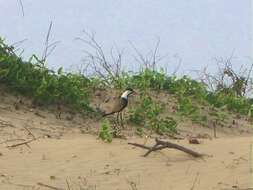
[0,0,251,75]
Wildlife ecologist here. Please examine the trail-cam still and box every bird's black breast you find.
[119,98,128,111]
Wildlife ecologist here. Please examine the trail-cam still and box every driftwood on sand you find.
[6,139,35,148]
[128,138,204,157]
[37,182,65,190]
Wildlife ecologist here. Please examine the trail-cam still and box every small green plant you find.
[177,97,198,116]
[135,127,144,137]
[248,104,253,121]
[129,93,177,135]
[128,94,161,125]
[99,119,113,143]
[154,117,177,134]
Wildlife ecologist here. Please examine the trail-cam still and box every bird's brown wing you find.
[112,98,127,113]
[103,98,127,116]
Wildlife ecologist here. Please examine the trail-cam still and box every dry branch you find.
[128,138,204,157]
[37,182,65,190]
[41,21,60,63]
[190,172,199,190]
[199,55,253,96]
[6,139,35,148]
[76,30,123,84]
[66,179,71,190]
[23,126,36,140]
[17,0,25,17]
[0,119,15,128]
[0,138,26,145]
[129,38,167,71]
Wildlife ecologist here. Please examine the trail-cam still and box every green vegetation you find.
[128,93,177,135]
[0,38,94,112]
[99,119,113,143]
[118,70,251,115]
[248,104,253,121]
[0,37,252,139]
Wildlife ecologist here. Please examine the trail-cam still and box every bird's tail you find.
[102,112,115,117]
[95,107,114,118]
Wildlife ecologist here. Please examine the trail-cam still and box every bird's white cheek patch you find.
[121,90,131,99]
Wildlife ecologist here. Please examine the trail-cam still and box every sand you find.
[0,90,252,190]
[0,135,252,190]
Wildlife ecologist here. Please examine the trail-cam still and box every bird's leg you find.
[116,112,120,127]
[120,112,124,128]
[112,112,121,136]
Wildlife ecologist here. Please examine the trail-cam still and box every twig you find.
[128,180,138,190]
[76,30,120,83]
[172,58,182,75]
[190,172,199,190]
[6,139,35,148]
[23,126,36,140]
[41,21,60,62]
[42,22,53,62]
[244,62,253,96]
[0,119,15,128]
[143,144,171,157]
[129,41,149,67]
[17,0,25,17]
[0,138,26,145]
[10,38,28,48]
[213,120,217,138]
[66,179,71,190]
[37,182,65,190]
[128,142,151,150]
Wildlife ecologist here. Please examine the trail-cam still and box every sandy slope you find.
[0,89,252,190]
[0,134,252,190]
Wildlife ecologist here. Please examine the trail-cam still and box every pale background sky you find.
[0,0,251,75]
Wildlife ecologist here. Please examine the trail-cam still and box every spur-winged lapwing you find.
[103,88,135,127]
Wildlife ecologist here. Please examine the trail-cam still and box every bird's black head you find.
[125,87,134,93]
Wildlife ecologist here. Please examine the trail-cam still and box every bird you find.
[102,88,135,127]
